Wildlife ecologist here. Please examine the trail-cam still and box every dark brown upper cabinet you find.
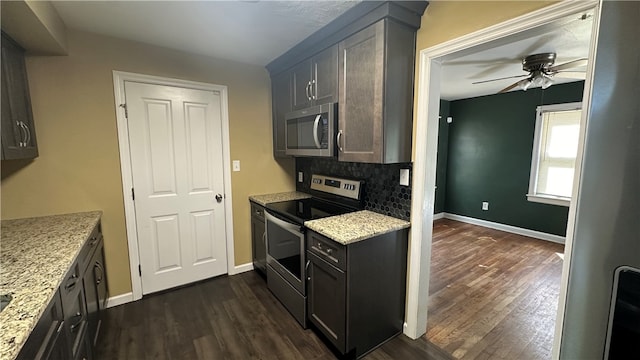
[291,45,339,111]
[266,1,428,163]
[1,32,38,160]
[271,71,291,158]
[337,19,416,163]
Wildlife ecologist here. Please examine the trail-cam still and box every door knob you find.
[215,194,223,203]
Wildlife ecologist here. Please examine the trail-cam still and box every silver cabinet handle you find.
[336,130,344,152]
[312,114,322,149]
[305,81,310,101]
[305,260,311,281]
[309,81,314,100]
[310,79,316,100]
[23,122,31,146]
[16,121,26,147]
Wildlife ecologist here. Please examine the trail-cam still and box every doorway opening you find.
[405,1,601,359]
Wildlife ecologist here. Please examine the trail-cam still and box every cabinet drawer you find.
[61,263,81,299]
[250,202,265,221]
[63,286,88,359]
[307,231,346,271]
[78,224,102,273]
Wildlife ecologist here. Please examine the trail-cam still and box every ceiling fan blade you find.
[472,74,528,85]
[550,58,588,72]
[554,71,586,80]
[498,80,524,93]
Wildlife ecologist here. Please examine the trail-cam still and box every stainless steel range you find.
[265,174,363,327]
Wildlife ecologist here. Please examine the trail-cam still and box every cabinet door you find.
[291,59,312,110]
[312,45,338,105]
[338,21,385,163]
[83,260,99,346]
[271,71,291,158]
[251,209,266,274]
[0,33,38,159]
[94,247,108,311]
[307,252,346,352]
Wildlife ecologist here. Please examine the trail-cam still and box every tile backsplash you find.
[295,158,412,220]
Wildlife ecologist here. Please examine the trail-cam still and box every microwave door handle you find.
[312,114,322,149]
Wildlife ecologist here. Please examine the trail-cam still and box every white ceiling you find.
[440,10,595,100]
[51,1,593,100]
[52,1,359,66]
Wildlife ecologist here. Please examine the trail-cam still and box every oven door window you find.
[267,218,303,279]
[286,113,328,150]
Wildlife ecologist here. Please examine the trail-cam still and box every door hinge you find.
[131,188,135,201]
[138,264,142,277]
[119,103,128,118]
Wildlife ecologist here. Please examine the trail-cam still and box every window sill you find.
[526,194,571,207]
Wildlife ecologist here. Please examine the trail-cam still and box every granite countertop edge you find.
[248,191,311,206]
[304,210,411,245]
[0,211,103,360]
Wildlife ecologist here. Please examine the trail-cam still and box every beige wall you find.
[1,30,295,296]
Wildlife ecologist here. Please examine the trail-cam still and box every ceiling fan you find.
[472,53,588,93]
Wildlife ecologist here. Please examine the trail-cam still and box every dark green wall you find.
[435,100,450,214]
[443,81,584,236]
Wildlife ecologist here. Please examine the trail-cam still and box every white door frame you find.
[112,71,236,301]
[405,1,601,359]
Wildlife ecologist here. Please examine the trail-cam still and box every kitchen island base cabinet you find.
[306,229,409,359]
[16,220,107,360]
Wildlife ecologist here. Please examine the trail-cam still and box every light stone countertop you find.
[0,211,102,360]
[249,191,311,206]
[304,210,411,245]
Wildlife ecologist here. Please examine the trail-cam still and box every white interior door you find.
[125,81,228,295]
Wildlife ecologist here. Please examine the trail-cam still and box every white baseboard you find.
[106,292,134,308]
[443,213,565,244]
[228,262,254,275]
[433,212,445,220]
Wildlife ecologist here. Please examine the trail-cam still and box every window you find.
[527,102,582,207]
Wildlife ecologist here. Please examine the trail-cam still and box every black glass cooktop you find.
[265,198,358,225]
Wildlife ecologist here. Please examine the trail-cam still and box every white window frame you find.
[527,101,583,207]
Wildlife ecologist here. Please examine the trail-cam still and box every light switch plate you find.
[232,160,240,172]
[298,172,304,183]
[399,169,410,186]
[482,201,489,211]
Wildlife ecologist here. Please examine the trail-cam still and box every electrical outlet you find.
[399,169,410,186]
[298,172,303,183]
[482,202,489,211]
[232,160,240,172]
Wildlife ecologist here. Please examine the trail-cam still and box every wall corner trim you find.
[229,262,254,275]
[106,292,134,308]
[443,213,566,244]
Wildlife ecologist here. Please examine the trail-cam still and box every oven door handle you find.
[265,211,303,234]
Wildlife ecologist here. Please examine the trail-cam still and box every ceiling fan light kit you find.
[475,52,587,94]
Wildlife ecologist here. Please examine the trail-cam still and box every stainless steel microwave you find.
[285,103,336,157]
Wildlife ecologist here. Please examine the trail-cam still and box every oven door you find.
[265,211,306,295]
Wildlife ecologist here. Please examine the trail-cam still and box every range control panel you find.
[310,174,363,200]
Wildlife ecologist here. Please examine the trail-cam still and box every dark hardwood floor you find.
[95,271,452,360]
[427,219,565,360]
[95,219,562,360]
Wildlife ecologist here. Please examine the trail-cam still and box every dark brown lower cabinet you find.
[17,221,107,360]
[306,229,409,359]
[250,202,267,276]
[16,290,68,360]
